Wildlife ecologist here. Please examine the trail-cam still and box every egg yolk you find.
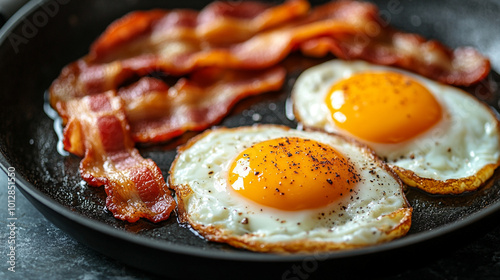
[228,137,359,211]
[325,71,442,144]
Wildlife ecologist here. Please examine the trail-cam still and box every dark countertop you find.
[2,168,500,280]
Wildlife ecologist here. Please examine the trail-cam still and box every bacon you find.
[63,92,176,222]
[49,0,489,108]
[119,66,286,143]
[49,0,492,223]
[55,65,285,142]
[89,0,310,61]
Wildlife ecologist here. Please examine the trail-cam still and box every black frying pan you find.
[1,0,500,279]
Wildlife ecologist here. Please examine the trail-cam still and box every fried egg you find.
[169,125,411,253]
[292,59,500,194]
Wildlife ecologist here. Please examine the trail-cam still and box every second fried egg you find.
[292,60,500,194]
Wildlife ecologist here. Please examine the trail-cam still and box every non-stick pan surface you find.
[1,0,500,279]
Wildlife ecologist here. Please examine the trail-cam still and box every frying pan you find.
[1,0,500,279]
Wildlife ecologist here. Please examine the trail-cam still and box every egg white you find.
[169,125,411,253]
[292,60,500,194]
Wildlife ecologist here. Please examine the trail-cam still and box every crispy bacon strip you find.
[63,92,176,222]
[119,66,286,143]
[88,0,310,60]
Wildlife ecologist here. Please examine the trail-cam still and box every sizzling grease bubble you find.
[252,113,262,121]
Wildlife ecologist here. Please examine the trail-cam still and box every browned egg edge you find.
[391,163,500,195]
